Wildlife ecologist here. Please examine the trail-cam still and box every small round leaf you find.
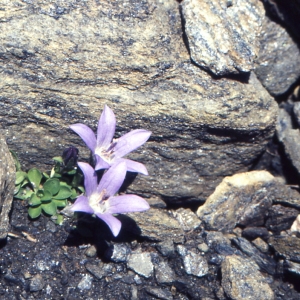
[43,178,60,196]
[52,186,72,200]
[28,206,42,219]
[28,168,42,190]
[40,190,52,202]
[29,193,42,206]
[15,171,27,185]
[53,199,67,208]
[42,202,57,216]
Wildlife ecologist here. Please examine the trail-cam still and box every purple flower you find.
[70,161,150,237]
[70,105,151,175]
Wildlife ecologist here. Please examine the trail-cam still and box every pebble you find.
[77,274,93,290]
[30,274,45,292]
[85,245,97,258]
[127,252,153,278]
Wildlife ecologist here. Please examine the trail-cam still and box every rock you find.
[126,208,184,243]
[232,237,276,275]
[172,208,201,231]
[77,274,93,290]
[285,260,300,276]
[106,243,131,263]
[205,231,236,256]
[145,287,173,300]
[176,245,209,277]
[252,237,269,253]
[265,205,299,234]
[181,0,264,76]
[291,215,300,233]
[30,274,45,292]
[0,1,277,205]
[242,227,270,241]
[221,255,274,300]
[156,239,176,257]
[0,134,16,239]
[85,262,107,280]
[85,245,97,258]
[154,261,176,284]
[277,105,300,178]
[197,242,209,253]
[197,171,274,231]
[263,0,300,41]
[254,17,300,96]
[127,251,153,278]
[269,236,300,262]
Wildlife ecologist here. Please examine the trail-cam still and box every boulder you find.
[0,0,277,205]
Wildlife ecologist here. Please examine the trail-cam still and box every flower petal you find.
[95,213,122,237]
[94,154,111,171]
[97,105,116,149]
[113,129,151,157]
[97,162,127,196]
[106,194,150,214]
[122,158,148,175]
[70,195,94,214]
[69,124,97,152]
[78,162,98,197]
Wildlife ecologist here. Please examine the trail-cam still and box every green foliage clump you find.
[11,148,84,223]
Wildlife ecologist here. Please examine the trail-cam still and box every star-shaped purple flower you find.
[70,161,150,237]
[70,105,151,175]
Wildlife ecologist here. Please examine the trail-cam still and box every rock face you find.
[0,133,15,239]
[181,0,264,75]
[0,0,277,205]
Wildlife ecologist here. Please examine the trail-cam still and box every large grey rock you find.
[197,171,274,231]
[255,17,300,96]
[221,255,274,300]
[0,0,277,205]
[0,133,16,239]
[181,0,264,75]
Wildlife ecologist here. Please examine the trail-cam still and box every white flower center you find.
[89,190,109,214]
[94,140,118,163]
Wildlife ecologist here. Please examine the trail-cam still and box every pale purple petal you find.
[95,213,122,237]
[113,129,151,157]
[70,195,94,214]
[97,105,116,148]
[78,162,97,197]
[122,158,148,175]
[106,194,150,214]
[69,124,97,152]
[94,154,111,171]
[97,162,127,196]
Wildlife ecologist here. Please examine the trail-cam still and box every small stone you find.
[46,220,57,233]
[285,260,300,276]
[85,245,97,258]
[30,274,45,292]
[127,252,153,278]
[172,208,201,231]
[197,242,209,253]
[145,287,173,300]
[134,274,142,285]
[156,239,175,257]
[252,237,269,253]
[108,244,130,263]
[77,274,93,290]
[242,227,269,241]
[291,215,300,233]
[177,245,209,277]
[155,261,176,284]
[85,263,106,280]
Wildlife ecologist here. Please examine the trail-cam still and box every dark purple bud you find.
[62,146,79,167]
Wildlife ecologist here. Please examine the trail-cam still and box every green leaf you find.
[43,178,60,196]
[67,169,77,175]
[70,188,78,200]
[28,168,42,191]
[28,206,41,219]
[14,184,21,195]
[52,186,72,200]
[28,193,42,206]
[14,188,33,200]
[53,199,67,208]
[78,186,85,193]
[15,171,27,185]
[42,202,57,216]
[53,156,63,163]
[43,172,50,179]
[21,179,30,187]
[56,214,64,225]
[10,150,21,171]
[40,190,52,202]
